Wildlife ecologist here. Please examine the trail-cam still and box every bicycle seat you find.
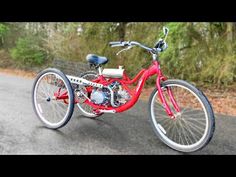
[86,54,109,65]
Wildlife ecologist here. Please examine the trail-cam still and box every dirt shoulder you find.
[140,86,236,117]
[0,68,235,117]
[0,68,36,78]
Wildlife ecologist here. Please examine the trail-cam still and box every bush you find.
[4,22,235,88]
[0,49,13,68]
[10,36,47,67]
[0,23,9,46]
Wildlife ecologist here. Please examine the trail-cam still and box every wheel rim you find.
[151,84,209,152]
[33,72,72,127]
[76,73,98,117]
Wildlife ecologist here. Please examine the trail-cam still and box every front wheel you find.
[149,79,215,152]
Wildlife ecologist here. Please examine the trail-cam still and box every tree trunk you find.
[226,22,234,53]
[117,22,127,41]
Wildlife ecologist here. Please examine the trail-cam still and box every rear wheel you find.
[149,79,215,152]
[76,71,103,118]
[32,68,74,129]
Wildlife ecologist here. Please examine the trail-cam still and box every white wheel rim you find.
[33,72,72,128]
[150,84,209,152]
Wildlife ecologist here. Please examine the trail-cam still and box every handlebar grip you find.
[154,40,164,49]
[111,44,124,47]
[109,41,122,46]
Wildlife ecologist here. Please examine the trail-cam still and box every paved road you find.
[0,72,236,154]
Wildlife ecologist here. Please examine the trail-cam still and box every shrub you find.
[0,23,9,46]
[10,36,47,67]
[0,49,13,68]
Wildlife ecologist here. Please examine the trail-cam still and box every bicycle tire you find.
[149,79,215,152]
[32,68,74,129]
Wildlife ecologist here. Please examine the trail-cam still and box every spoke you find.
[155,99,165,108]
[50,98,66,121]
[183,121,204,137]
[157,118,170,127]
[168,121,177,141]
[37,94,47,101]
[55,103,66,117]
[183,118,206,124]
[178,120,190,145]
[182,124,193,145]
[47,102,54,122]
[53,101,66,123]
[182,107,202,114]
[44,80,53,97]
[176,121,183,145]
[184,111,205,117]
[173,123,179,144]
[44,76,51,95]
[181,121,197,145]
[54,106,64,122]
[181,120,200,143]
[164,120,175,134]
[160,119,172,129]
[183,114,206,119]
[38,82,49,97]
[36,99,47,104]
[46,75,57,96]
[183,117,206,126]
[50,97,65,122]
[181,107,191,114]
[56,102,68,116]
[183,119,202,139]
[154,104,163,110]
[183,119,205,133]
[155,113,171,120]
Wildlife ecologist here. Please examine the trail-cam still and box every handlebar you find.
[109,26,169,55]
[109,41,153,51]
[109,41,164,54]
[109,41,130,47]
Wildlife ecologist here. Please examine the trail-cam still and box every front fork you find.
[156,74,181,119]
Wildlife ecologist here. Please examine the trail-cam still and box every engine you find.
[90,81,131,107]
[90,88,110,105]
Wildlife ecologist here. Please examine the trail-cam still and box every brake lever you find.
[116,46,134,56]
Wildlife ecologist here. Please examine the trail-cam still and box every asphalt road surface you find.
[0,72,236,154]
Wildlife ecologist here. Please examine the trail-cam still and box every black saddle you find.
[86,54,109,65]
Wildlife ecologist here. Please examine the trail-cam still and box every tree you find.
[117,22,128,41]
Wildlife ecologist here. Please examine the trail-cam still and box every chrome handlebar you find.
[109,26,169,56]
[109,40,166,55]
[109,41,152,50]
[109,27,169,55]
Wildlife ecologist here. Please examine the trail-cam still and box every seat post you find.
[98,66,102,75]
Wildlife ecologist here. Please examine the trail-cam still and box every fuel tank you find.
[102,67,124,78]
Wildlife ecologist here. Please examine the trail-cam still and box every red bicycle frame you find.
[54,59,180,118]
[82,60,180,117]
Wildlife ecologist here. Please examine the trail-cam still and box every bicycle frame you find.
[53,59,180,118]
[54,60,180,117]
[80,60,180,117]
